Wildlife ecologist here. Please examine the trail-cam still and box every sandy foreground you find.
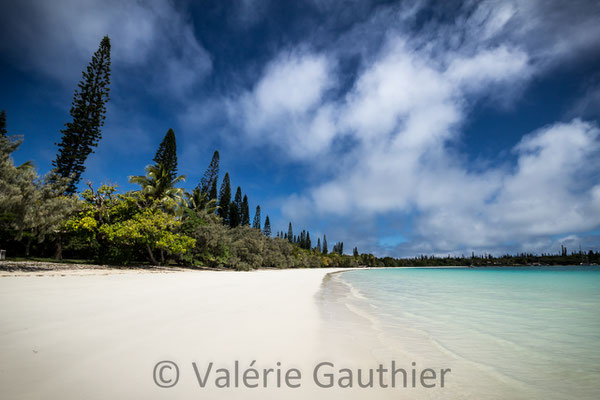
[0,265,419,400]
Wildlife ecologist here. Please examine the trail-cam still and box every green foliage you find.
[241,194,250,226]
[252,205,261,230]
[229,186,242,228]
[200,150,219,199]
[209,179,218,203]
[218,172,231,224]
[153,128,178,181]
[332,241,344,255]
[181,210,230,267]
[64,185,194,265]
[185,187,218,215]
[263,215,271,237]
[100,206,194,265]
[53,36,111,194]
[129,163,185,210]
[1,135,77,256]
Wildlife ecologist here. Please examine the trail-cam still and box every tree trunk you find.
[146,244,158,265]
[54,233,63,260]
[160,248,165,265]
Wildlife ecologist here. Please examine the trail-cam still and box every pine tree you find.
[218,172,231,224]
[0,110,7,137]
[53,36,111,194]
[323,235,328,255]
[153,128,178,181]
[241,194,250,226]
[229,200,240,227]
[263,216,271,237]
[353,247,359,257]
[288,222,293,243]
[229,187,243,228]
[306,232,311,250]
[194,150,219,210]
[334,242,344,255]
[200,150,219,196]
[253,205,261,229]
[317,238,321,252]
[233,187,243,224]
[209,179,218,203]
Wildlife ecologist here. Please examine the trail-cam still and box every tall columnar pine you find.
[288,222,293,243]
[200,150,219,198]
[353,246,359,257]
[0,110,6,137]
[193,149,219,210]
[252,205,261,230]
[153,128,178,181]
[322,235,328,255]
[229,186,243,228]
[218,172,231,224]
[317,237,321,253]
[209,179,218,203]
[306,231,311,250]
[263,215,271,237]
[229,202,240,227]
[53,36,111,194]
[241,195,250,226]
[332,241,344,255]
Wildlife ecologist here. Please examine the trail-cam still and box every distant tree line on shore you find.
[357,249,600,268]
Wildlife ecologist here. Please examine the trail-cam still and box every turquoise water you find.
[336,266,600,399]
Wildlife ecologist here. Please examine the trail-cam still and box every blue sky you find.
[1,0,599,257]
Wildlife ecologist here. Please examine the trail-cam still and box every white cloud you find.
[231,51,337,159]
[341,39,456,144]
[446,46,530,90]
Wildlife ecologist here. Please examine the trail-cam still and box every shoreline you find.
[2,260,591,278]
[0,260,359,277]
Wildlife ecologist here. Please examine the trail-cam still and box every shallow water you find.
[330,266,600,399]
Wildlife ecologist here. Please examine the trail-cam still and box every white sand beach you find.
[0,267,406,400]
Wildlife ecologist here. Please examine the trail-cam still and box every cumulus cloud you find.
[419,120,599,246]
[230,51,337,159]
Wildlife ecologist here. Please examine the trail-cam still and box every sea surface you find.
[327,266,600,399]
